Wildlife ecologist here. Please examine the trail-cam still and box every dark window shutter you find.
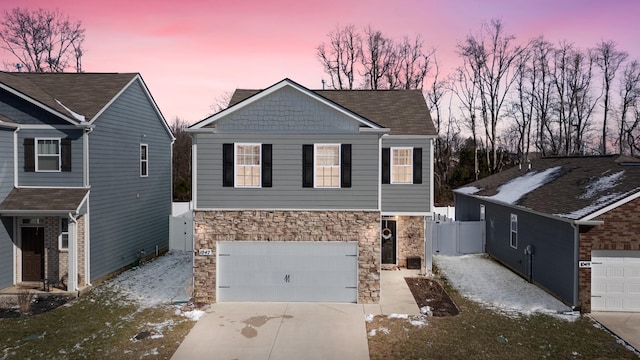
[24,138,35,172]
[341,144,351,188]
[382,147,390,184]
[222,143,234,187]
[302,144,314,188]
[61,138,72,172]
[413,147,422,184]
[262,144,272,188]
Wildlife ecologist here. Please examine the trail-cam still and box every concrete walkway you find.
[591,312,640,351]
[172,269,422,359]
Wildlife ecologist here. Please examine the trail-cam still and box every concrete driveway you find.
[171,302,370,360]
[591,312,640,351]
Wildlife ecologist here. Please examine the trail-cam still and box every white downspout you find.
[67,213,78,292]
[83,127,93,285]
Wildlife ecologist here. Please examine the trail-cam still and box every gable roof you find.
[454,155,640,221]
[191,78,437,136]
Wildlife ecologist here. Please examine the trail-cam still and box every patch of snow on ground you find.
[435,254,577,321]
[106,251,192,309]
[456,186,481,195]
[388,313,408,319]
[364,314,374,322]
[409,317,427,327]
[580,171,624,199]
[180,309,204,321]
[488,166,561,204]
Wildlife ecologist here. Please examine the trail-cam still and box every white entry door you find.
[591,250,640,312]
[217,241,358,302]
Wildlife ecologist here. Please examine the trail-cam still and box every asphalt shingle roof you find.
[228,88,437,136]
[0,188,89,213]
[455,155,640,220]
[0,72,137,122]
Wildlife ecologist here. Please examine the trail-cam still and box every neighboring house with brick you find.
[0,72,174,292]
[454,155,640,312]
[188,78,436,304]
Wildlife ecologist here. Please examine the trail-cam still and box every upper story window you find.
[24,138,71,173]
[391,147,413,184]
[382,147,422,185]
[36,138,60,172]
[314,144,340,188]
[222,143,272,188]
[59,218,69,251]
[140,144,148,177]
[235,143,261,187]
[480,204,486,221]
[510,214,518,249]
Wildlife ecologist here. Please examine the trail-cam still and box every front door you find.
[22,227,44,281]
[381,219,397,264]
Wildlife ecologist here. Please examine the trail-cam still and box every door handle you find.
[284,274,290,283]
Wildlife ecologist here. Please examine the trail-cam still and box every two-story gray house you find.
[188,78,436,305]
[0,72,174,292]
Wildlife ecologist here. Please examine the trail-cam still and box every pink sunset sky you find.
[1,0,639,124]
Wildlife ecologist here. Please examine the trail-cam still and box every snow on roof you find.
[487,166,562,205]
[456,186,481,195]
[579,170,624,199]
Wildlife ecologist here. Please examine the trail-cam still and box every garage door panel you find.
[592,250,640,312]
[217,241,358,302]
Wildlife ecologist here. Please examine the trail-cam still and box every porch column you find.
[67,215,78,291]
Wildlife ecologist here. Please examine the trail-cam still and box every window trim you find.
[390,147,413,184]
[35,137,61,172]
[234,143,262,188]
[314,143,341,188]
[140,143,148,177]
[510,214,518,249]
[59,217,69,251]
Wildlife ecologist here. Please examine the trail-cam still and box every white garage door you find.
[591,250,640,312]
[217,241,358,302]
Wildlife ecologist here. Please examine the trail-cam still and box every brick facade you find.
[193,210,381,305]
[578,197,640,312]
[397,216,425,268]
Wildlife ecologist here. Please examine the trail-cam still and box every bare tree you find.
[0,7,85,72]
[450,63,480,179]
[618,60,640,154]
[529,37,555,156]
[361,26,396,89]
[457,19,524,173]
[316,25,360,90]
[388,35,434,90]
[172,118,192,202]
[508,46,534,163]
[593,40,628,154]
[210,90,234,113]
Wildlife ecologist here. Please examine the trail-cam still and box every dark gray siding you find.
[455,193,577,306]
[381,137,431,213]
[196,133,379,210]
[17,129,84,187]
[0,129,14,288]
[0,90,68,125]
[88,80,172,281]
[215,86,361,133]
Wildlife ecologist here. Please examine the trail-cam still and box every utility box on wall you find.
[407,256,421,270]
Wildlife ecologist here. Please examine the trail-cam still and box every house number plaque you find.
[199,249,213,256]
[578,261,591,268]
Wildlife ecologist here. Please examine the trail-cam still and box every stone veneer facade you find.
[396,216,425,268]
[578,197,640,312]
[193,210,381,305]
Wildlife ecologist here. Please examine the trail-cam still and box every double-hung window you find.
[140,144,148,177]
[314,144,340,188]
[59,218,69,251]
[510,214,518,249]
[391,147,413,184]
[36,138,60,172]
[235,143,261,187]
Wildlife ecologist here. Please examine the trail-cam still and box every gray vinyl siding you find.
[88,80,172,281]
[0,129,14,288]
[17,129,84,187]
[455,194,577,306]
[214,86,361,133]
[381,137,431,213]
[0,90,68,125]
[196,133,379,210]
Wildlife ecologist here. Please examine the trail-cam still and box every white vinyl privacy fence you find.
[428,221,485,256]
[170,213,193,251]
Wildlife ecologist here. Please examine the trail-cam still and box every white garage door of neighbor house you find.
[591,250,640,312]
[217,241,358,302]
